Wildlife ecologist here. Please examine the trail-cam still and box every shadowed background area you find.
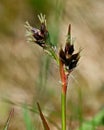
[0,0,104,130]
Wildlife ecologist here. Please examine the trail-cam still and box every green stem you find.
[48,47,59,65]
[61,92,66,130]
[59,60,68,130]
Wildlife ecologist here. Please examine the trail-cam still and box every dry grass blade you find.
[3,108,14,130]
[37,102,50,130]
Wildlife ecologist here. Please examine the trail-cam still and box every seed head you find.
[25,14,51,49]
[59,24,80,72]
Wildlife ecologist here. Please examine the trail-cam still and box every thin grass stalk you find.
[60,60,68,130]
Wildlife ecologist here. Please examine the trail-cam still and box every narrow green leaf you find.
[23,104,35,130]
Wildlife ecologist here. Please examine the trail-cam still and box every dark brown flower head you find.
[60,47,80,72]
[59,24,80,72]
[25,14,51,48]
[31,22,49,47]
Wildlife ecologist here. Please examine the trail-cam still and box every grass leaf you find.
[37,102,50,130]
[23,104,35,130]
[3,108,14,130]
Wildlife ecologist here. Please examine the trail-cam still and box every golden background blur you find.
[0,0,104,129]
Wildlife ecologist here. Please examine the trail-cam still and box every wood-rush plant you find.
[25,14,80,130]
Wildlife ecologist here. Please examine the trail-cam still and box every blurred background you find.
[0,0,104,129]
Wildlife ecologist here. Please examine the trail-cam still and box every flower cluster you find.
[32,15,51,48]
[25,14,51,49]
[25,14,80,71]
[59,24,80,72]
[25,14,58,63]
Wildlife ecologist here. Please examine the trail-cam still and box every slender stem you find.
[61,92,66,130]
[60,60,68,130]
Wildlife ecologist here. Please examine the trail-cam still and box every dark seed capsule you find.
[65,44,74,55]
[59,49,66,63]
[65,53,79,70]
[68,59,79,70]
